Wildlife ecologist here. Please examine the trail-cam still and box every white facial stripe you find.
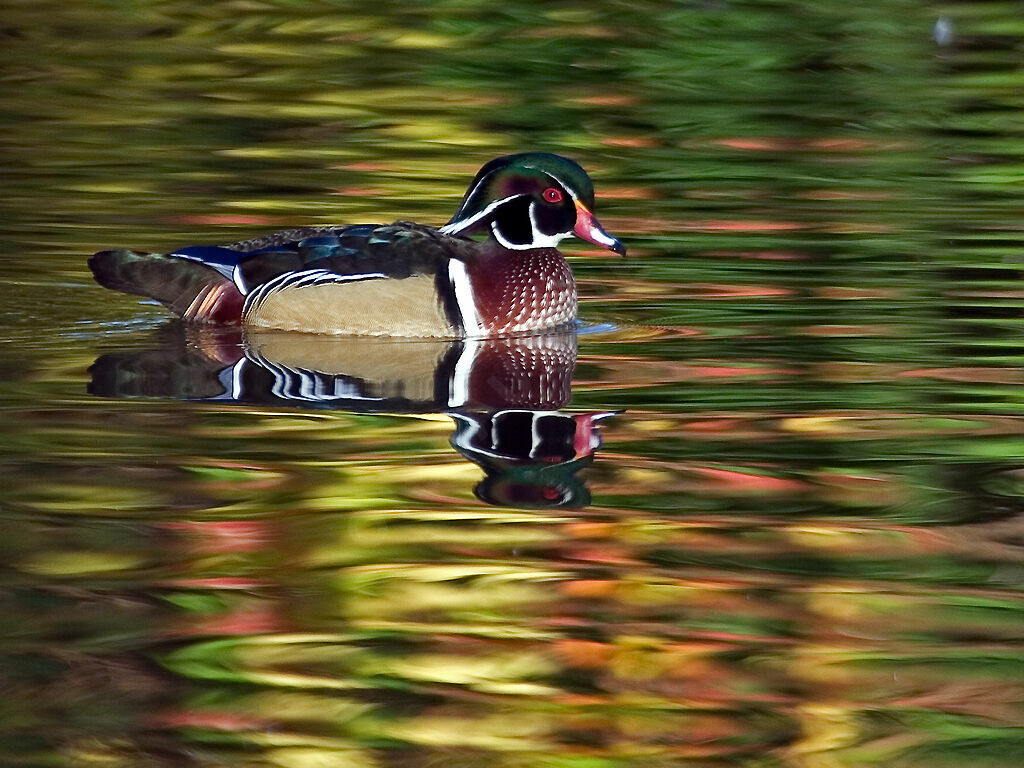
[448,258,482,336]
[458,173,499,214]
[445,166,587,249]
[539,169,580,203]
[439,194,523,235]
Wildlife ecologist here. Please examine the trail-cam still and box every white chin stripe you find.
[528,201,572,248]
[490,221,531,251]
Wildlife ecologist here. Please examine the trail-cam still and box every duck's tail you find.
[89,249,245,324]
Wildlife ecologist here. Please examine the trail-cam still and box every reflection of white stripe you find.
[439,195,521,235]
[530,413,542,459]
[298,368,316,399]
[245,348,386,403]
[448,259,481,338]
[451,409,565,461]
[265,360,289,399]
[211,359,247,400]
[449,412,482,447]
[448,337,482,408]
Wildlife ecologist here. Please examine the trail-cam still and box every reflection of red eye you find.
[543,187,563,203]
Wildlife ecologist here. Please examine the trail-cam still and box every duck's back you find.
[230,222,465,336]
[90,222,472,336]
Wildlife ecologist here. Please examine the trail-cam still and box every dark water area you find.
[4,1,1024,766]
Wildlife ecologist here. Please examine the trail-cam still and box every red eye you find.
[542,187,563,203]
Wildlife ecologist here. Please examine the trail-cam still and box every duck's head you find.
[440,153,626,256]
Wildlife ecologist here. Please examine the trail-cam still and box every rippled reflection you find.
[89,326,611,508]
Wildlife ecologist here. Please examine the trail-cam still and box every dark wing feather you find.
[90,222,466,324]
[89,248,244,322]
[230,222,457,290]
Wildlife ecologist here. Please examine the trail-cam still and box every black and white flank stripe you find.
[240,268,386,315]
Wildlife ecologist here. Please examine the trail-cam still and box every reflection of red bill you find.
[573,200,626,256]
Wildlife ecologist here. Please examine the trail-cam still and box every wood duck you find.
[89,153,625,337]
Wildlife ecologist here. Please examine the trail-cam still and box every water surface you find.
[3,2,1024,766]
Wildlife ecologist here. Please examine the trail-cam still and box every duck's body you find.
[89,153,624,337]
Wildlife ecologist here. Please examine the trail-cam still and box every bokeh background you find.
[3,1,1024,766]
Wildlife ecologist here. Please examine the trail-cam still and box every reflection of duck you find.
[91,325,577,411]
[451,410,613,508]
[89,326,613,508]
[89,153,625,336]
